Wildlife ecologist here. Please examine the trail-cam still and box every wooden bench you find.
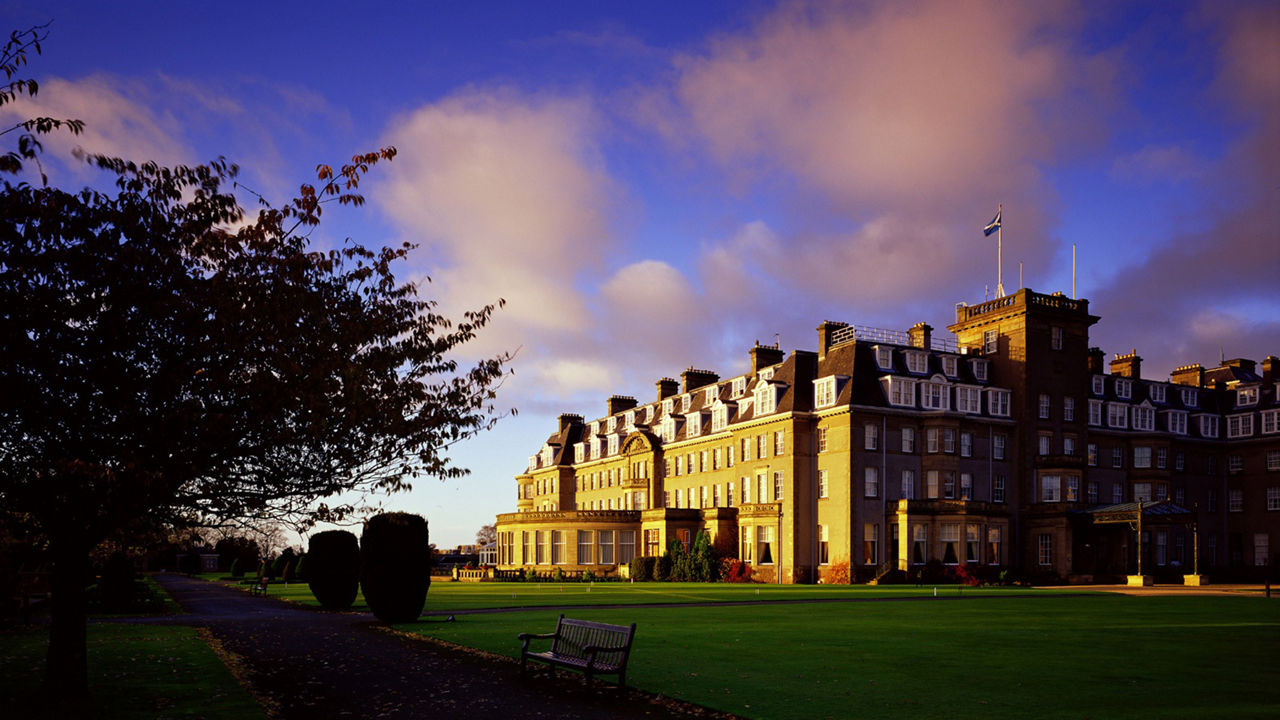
[518,614,636,690]
[249,579,268,597]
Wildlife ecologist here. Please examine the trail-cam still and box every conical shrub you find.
[306,530,360,610]
[360,512,431,623]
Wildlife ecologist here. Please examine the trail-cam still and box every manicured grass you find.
[401,595,1280,720]
[260,577,1090,613]
[0,624,266,719]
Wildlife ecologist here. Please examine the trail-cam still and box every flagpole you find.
[996,203,1004,297]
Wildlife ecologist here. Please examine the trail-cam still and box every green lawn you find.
[0,623,266,719]
[401,594,1280,720]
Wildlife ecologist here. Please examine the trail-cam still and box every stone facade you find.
[496,289,1280,583]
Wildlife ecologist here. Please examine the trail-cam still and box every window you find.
[901,470,915,499]
[574,444,585,463]
[942,429,956,453]
[1092,375,1105,396]
[742,437,751,461]
[535,530,547,564]
[1181,387,1198,407]
[1133,406,1154,431]
[711,405,728,432]
[1113,483,1124,504]
[905,351,927,374]
[818,470,829,498]
[728,445,735,467]
[887,377,917,407]
[1063,435,1076,456]
[1051,326,1063,350]
[993,434,1006,460]
[598,530,615,565]
[966,524,980,563]
[927,428,939,453]
[1168,410,1188,435]
[921,382,949,410]
[926,470,940,499]
[1157,447,1167,469]
[732,377,746,397]
[817,427,828,453]
[1155,530,1168,566]
[902,427,915,453]
[774,471,785,501]
[1227,414,1254,438]
[757,472,769,503]
[960,473,973,500]
[912,525,928,564]
[987,527,1002,564]
[1228,455,1243,473]
[704,385,718,405]
[1237,387,1259,406]
[984,330,998,354]
[1115,379,1132,399]
[1089,400,1103,426]
[1039,394,1051,419]
[988,389,1010,416]
[1041,475,1061,503]
[741,527,753,563]
[1063,397,1075,422]
[942,356,958,377]
[1087,443,1098,466]
[1267,487,1280,511]
[818,525,829,565]
[1038,433,1051,456]
[680,395,691,414]
[754,383,777,415]
[740,477,749,504]
[941,523,961,564]
[1150,384,1166,403]
[1200,415,1218,438]
[1229,489,1243,512]
[875,346,893,369]
[864,467,879,497]
[757,526,774,564]
[865,423,878,450]
[1066,476,1079,502]
[775,430,785,455]
[993,475,1006,503]
[1087,481,1099,504]
[1134,447,1152,469]
[1208,489,1217,512]
[686,414,702,438]
[550,530,565,564]
[863,524,878,565]
[713,448,722,470]
[943,472,956,499]
[1112,446,1124,468]
[756,433,768,458]
[960,432,973,458]
[1108,403,1128,429]
[727,481,735,507]
[971,359,989,381]
[1256,534,1270,567]
[1263,410,1280,435]
[956,386,982,413]
[1269,450,1280,471]
[618,531,635,565]
[814,377,838,408]
[1176,451,1185,471]
[1038,534,1053,566]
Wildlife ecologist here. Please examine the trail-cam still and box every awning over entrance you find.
[1084,500,1195,526]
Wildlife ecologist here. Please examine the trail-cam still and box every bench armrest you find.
[582,643,626,669]
[517,631,557,654]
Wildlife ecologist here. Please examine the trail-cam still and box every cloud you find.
[1109,144,1201,185]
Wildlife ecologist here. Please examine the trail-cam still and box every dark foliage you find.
[97,551,135,613]
[360,513,431,623]
[628,556,655,581]
[307,530,360,610]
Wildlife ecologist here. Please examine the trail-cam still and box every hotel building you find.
[494,289,1280,583]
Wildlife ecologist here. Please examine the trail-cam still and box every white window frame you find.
[1107,403,1128,429]
[875,345,893,370]
[1088,399,1103,426]
[1133,405,1155,432]
[1199,415,1218,438]
[942,356,958,377]
[905,351,928,374]
[1039,393,1051,419]
[987,389,1010,417]
[970,358,989,381]
[711,404,728,433]
[1149,384,1166,403]
[1092,375,1105,396]
[901,427,915,453]
[984,330,998,354]
[1237,386,1259,407]
[1227,413,1254,438]
[732,377,746,398]
[1181,387,1198,407]
[1166,410,1188,435]
[754,383,778,415]
[1261,410,1279,435]
[956,386,982,414]
[921,380,949,410]
[1115,378,1132,399]
[1063,397,1075,422]
[885,377,917,408]
[818,470,829,498]
[814,376,839,408]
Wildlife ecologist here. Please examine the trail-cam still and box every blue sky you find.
[6,1,1277,548]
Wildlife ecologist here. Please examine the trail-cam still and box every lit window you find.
[987,527,1002,564]
[863,524,878,565]
[960,473,973,500]
[1237,387,1259,406]
[1087,443,1098,466]
[1066,476,1079,502]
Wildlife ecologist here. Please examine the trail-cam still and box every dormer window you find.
[1199,415,1218,438]
[759,367,775,381]
[659,417,677,443]
[643,405,654,423]
[1092,376,1105,396]
[624,410,635,429]
[732,377,746,397]
[970,359,989,382]
[711,404,729,432]
[955,385,981,414]
[988,389,1011,417]
[1107,403,1128,429]
[589,421,600,435]
[883,377,917,407]
[941,356,958,377]
[754,382,778,415]
[1237,387,1259,407]
[528,455,538,472]
[606,416,616,433]
[1227,413,1254,438]
[1165,410,1188,435]
[704,386,718,404]
[921,379,949,410]
[1181,388,1198,407]
[1133,404,1155,431]
[680,394,691,413]
[687,413,704,438]
[590,437,602,459]
[574,443,585,463]
[1149,384,1166,403]
[875,346,893,370]
[1115,379,1132,399]
[814,376,843,409]
[607,435,619,455]
[905,351,928,374]
[662,398,674,416]
[540,446,555,466]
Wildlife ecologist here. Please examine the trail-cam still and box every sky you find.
[5,0,1278,549]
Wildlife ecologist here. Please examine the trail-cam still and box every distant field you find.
[400,594,1280,720]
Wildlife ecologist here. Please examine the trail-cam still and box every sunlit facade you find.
[495,289,1279,583]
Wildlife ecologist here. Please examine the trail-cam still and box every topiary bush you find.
[654,553,672,581]
[629,556,655,581]
[306,530,360,610]
[360,512,431,623]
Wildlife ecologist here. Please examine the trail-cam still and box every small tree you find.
[690,531,716,582]
[360,513,431,623]
[306,530,360,610]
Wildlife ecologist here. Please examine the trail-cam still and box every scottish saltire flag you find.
[983,207,1002,236]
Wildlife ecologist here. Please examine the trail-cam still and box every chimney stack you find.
[557,413,582,434]
[750,342,786,374]
[816,320,849,360]
[681,368,720,394]
[655,378,679,402]
[1263,356,1277,384]
[1110,349,1142,379]
[1170,363,1204,387]
[607,395,637,416]
[907,322,932,350]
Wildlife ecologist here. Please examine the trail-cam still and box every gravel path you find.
[144,574,712,720]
